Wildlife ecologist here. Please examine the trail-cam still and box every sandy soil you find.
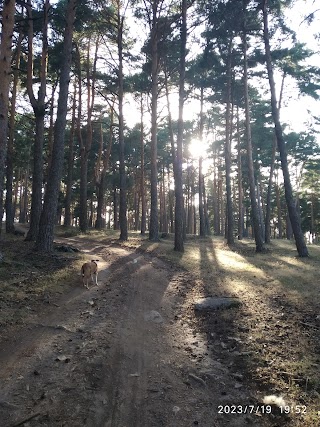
[0,236,310,427]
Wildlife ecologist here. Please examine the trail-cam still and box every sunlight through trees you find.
[0,0,320,255]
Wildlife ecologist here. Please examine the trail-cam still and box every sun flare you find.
[188,138,209,160]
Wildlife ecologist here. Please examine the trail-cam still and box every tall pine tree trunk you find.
[113,186,119,230]
[95,113,113,230]
[117,4,128,241]
[19,166,30,224]
[203,174,211,235]
[262,0,308,256]
[225,39,234,245]
[237,106,244,239]
[25,0,49,241]
[64,82,77,227]
[6,31,23,233]
[0,0,16,231]
[149,1,159,241]
[242,11,265,252]
[75,42,87,232]
[213,151,220,234]
[140,95,146,235]
[265,72,285,243]
[174,0,187,252]
[78,37,98,233]
[275,173,282,237]
[198,86,206,237]
[265,135,276,242]
[25,115,45,241]
[36,0,77,252]
[46,81,58,176]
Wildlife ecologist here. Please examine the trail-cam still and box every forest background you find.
[0,0,320,255]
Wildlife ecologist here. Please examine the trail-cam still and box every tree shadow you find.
[192,236,320,425]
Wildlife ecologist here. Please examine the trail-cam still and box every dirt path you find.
[0,237,281,427]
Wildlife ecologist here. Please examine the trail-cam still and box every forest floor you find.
[0,227,320,427]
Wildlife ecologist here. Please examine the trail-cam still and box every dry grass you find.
[116,232,320,303]
[0,233,81,326]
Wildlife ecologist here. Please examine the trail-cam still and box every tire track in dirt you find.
[88,249,192,427]
[0,242,200,426]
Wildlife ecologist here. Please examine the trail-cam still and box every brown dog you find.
[81,260,99,289]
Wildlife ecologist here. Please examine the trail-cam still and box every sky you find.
[280,0,320,135]
[123,0,320,144]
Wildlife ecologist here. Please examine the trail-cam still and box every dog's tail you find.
[81,265,85,277]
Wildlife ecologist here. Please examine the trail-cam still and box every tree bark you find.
[213,150,220,234]
[265,72,285,243]
[275,172,282,237]
[265,135,276,242]
[6,31,23,233]
[140,94,146,235]
[174,0,187,252]
[77,36,98,233]
[0,0,16,231]
[199,87,205,237]
[19,166,30,223]
[64,82,77,227]
[95,109,113,230]
[113,186,119,230]
[219,172,224,236]
[149,0,159,241]
[117,3,128,241]
[36,0,77,252]
[225,39,234,245]
[237,106,244,239]
[46,80,58,176]
[242,11,265,252]
[203,173,210,235]
[25,0,49,241]
[262,0,308,256]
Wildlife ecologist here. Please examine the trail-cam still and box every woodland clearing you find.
[0,228,320,427]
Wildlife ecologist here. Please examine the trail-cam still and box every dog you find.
[81,260,99,289]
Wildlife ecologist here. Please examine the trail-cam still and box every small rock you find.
[188,373,207,387]
[144,310,164,323]
[234,382,243,389]
[173,406,181,415]
[55,355,71,363]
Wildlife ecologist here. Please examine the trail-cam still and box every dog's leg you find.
[91,272,98,286]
